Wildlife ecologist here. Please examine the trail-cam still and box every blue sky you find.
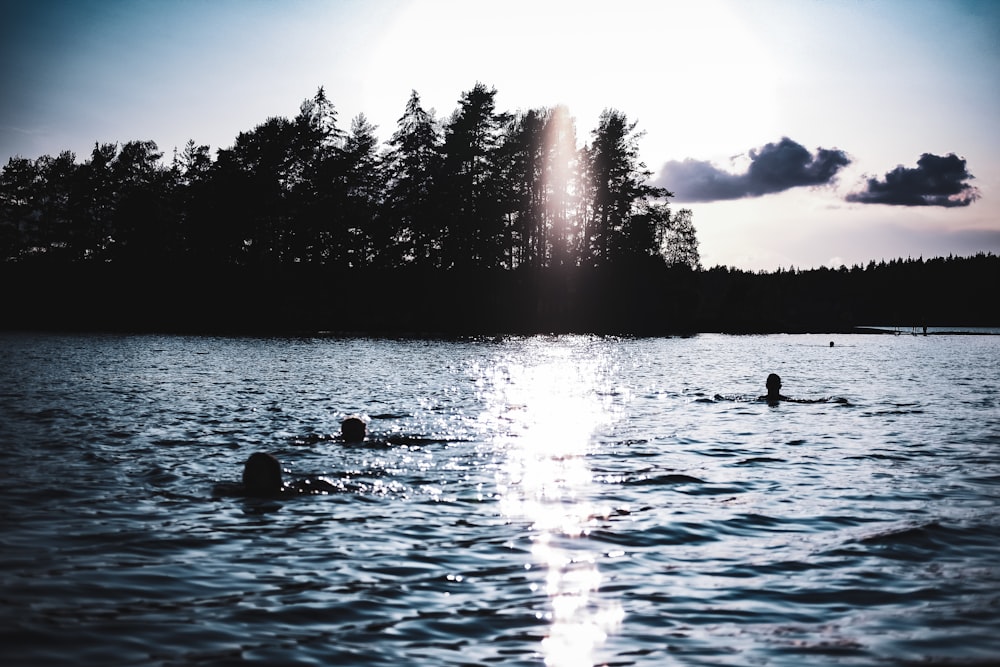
[2,0,998,270]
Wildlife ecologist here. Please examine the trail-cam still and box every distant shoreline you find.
[4,257,997,337]
[853,326,1000,335]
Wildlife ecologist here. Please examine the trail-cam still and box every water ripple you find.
[0,332,998,665]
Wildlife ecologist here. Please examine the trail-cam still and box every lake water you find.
[1,332,998,666]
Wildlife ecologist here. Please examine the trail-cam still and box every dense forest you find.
[2,85,997,334]
[1,85,697,270]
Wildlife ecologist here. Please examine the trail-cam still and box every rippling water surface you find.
[1,332,998,666]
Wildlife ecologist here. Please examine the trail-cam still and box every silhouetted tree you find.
[214,116,300,264]
[497,108,546,268]
[440,83,510,268]
[1,85,703,272]
[383,90,443,266]
[78,142,120,260]
[43,151,86,260]
[498,105,581,268]
[174,140,213,187]
[341,113,384,267]
[171,139,214,261]
[110,139,169,262]
[0,156,41,258]
[574,142,597,263]
[289,87,344,263]
[660,207,701,269]
[585,109,667,264]
[541,105,579,266]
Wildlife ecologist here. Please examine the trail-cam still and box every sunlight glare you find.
[543,105,578,251]
[363,0,779,160]
[486,341,622,667]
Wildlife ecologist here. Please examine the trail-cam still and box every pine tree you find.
[440,83,509,268]
[383,90,443,266]
[585,109,667,264]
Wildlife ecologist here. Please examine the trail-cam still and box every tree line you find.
[0,85,700,271]
[3,84,995,334]
[695,253,999,332]
[3,250,994,335]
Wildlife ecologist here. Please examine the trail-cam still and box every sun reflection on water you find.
[485,341,623,666]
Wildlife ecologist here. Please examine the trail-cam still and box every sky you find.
[2,0,998,270]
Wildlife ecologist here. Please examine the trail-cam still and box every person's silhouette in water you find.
[760,373,789,405]
[243,452,284,496]
[758,373,847,405]
[239,452,337,497]
[341,416,367,444]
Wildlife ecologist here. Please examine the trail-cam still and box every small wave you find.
[624,473,752,497]
[290,433,335,446]
[384,435,470,447]
[290,432,469,448]
[712,393,756,403]
[212,475,362,499]
[844,452,908,462]
[864,403,926,416]
[627,473,706,485]
[138,466,181,486]
[833,519,996,562]
[715,513,793,535]
[590,522,719,548]
[370,412,411,420]
[151,438,195,447]
[734,457,787,465]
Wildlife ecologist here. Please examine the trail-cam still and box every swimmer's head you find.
[243,452,283,496]
[341,416,366,443]
[766,373,782,392]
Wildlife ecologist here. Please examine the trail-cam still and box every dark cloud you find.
[655,137,851,202]
[846,153,980,207]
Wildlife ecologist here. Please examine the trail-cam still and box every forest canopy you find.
[3,85,996,335]
[0,84,700,271]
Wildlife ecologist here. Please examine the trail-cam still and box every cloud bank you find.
[655,137,851,202]
[846,153,980,207]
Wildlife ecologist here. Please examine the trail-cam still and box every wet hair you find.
[243,452,283,496]
[766,373,782,392]
[341,417,366,444]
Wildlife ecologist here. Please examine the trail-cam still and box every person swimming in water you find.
[236,451,340,497]
[287,416,375,448]
[340,416,367,444]
[242,451,284,496]
[757,373,848,405]
[760,373,789,404]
